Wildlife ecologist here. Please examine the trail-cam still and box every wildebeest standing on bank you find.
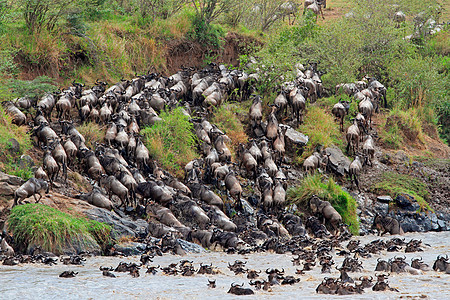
[372,214,404,235]
[13,178,49,206]
[309,195,342,235]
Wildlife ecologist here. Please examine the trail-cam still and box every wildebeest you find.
[372,214,404,235]
[14,178,49,206]
[228,282,254,295]
[433,255,450,274]
[310,196,342,235]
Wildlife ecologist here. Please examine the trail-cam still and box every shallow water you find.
[1,232,449,300]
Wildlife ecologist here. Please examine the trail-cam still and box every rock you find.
[177,239,206,253]
[19,155,34,169]
[437,219,448,231]
[325,146,351,176]
[85,208,148,240]
[0,182,15,196]
[0,171,23,186]
[393,150,409,163]
[395,194,420,212]
[240,199,254,215]
[7,138,20,155]
[399,216,421,232]
[285,204,298,214]
[113,242,147,256]
[412,161,424,168]
[379,152,394,165]
[377,195,393,203]
[287,169,303,181]
[285,126,308,153]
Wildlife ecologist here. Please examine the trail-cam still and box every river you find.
[1,231,449,299]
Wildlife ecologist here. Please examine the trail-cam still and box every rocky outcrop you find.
[85,207,148,240]
[285,126,308,154]
[369,193,450,233]
[391,194,449,232]
[325,146,351,176]
[0,171,24,197]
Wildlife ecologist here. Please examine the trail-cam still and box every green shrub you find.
[388,55,447,110]
[141,107,197,178]
[287,173,360,235]
[6,76,58,99]
[188,14,225,49]
[8,204,111,254]
[371,171,432,212]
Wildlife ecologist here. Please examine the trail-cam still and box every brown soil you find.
[164,32,263,74]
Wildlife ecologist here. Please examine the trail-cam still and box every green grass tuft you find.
[287,173,360,235]
[211,103,248,159]
[296,105,343,164]
[76,122,106,150]
[141,107,198,178]
[379,107,426,150]
[371,171,433,212]
[0,105,33,179]
[8,204,111,255]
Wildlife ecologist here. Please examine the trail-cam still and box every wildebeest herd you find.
[1,61,448,295]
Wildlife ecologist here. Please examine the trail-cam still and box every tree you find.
[245,0,299,32]
[138,0,187,20]
[191,0,236,25]
[18,0,73,33]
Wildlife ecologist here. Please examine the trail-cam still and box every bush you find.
[188,14,225,49]
[371,172,432,212]
[141,107,197,178]
[287,173,360,235]
[8,204,111,254]
[388,55,447,110]
[6,76,58,99]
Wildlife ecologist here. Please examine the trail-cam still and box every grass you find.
[296,105,343,163]
[7,204,111,255]
[211,103,248,160]
[379,107,426,150]
[371,171,433,212]
[287,173,360,235]
[76,122,106,150]
[0,7,195,86]
[0,105,33,179]
[141,107,197,178]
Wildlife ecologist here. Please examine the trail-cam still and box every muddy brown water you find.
[1,232,449,299]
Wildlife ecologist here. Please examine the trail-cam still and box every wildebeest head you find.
[433,255,449,272]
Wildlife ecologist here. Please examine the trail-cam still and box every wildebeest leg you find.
[63,163,67,183]
[36,193,42,203]
[354,175,360,192]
